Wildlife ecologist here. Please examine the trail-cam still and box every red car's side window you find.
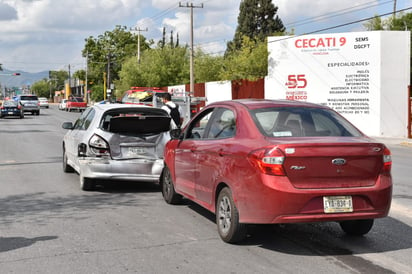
[206,109,236,139]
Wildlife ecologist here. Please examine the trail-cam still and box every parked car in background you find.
[0,100,24,118]
[62,104,171,191]
[66,96,87,112]
[161,99,393,243]
[59,99,68,110]
[17,94,40,115]
[38,97,49,108]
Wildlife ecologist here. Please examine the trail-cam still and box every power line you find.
[297,6,412,37]
[285,0,394,28]
[197,6,412,56]
[194,1,400,54]
[149,5,179,23]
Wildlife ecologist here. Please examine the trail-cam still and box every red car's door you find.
[173,139,197,198]
[173,108,218,201]
[194,108,237,207]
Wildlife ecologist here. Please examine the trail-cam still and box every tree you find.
[363,12,412,31]
[73,70,85,81]
[220,36,268,81]
[363,12,412,95]
[31,79,51,98]
[390,12,412,31]
[48,70,69,91]
[116,45,190,96]
[194,50,225,83]
[90,84,105,102]
[363,16,385,30]
[226,0,285,54]
[82,25,151,89]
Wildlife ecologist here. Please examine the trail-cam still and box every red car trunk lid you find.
[278,142,386,189]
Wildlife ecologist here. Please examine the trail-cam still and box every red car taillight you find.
[89,134,110,156]
[382,147,392,173]
[248,147,286,176]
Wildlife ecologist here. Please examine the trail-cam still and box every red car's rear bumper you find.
[235,174,392,224]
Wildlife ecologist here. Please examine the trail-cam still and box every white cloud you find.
[151,0,181,10]
[0,0,408,73]
[162,12,191,40]
[0,0,147,72]
[150,0,239,51]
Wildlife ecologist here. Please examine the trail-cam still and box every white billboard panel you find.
[205,81,232,105]
[267,31,410,137]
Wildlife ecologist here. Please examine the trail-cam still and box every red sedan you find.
[161,99,392,243]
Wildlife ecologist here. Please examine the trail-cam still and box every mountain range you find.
[0,68,49,89]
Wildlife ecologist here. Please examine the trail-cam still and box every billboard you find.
[266,31,410,137]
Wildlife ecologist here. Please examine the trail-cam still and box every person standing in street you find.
[161,93,182,129]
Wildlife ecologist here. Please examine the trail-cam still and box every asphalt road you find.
[0,104,411,274]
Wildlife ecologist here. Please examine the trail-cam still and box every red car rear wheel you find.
[216,187,247,243]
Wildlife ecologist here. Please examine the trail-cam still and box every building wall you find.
[232,78,264,99]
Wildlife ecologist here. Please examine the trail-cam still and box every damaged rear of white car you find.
[62,104,171,191]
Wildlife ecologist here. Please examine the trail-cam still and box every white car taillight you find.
[248,147,286,176]
[89,134,110,156]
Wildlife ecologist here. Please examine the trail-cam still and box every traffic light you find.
[13,73,21,76]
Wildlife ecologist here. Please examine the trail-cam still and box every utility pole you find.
[68,64,71,98]
[179,2,203,93]
[107,53,111,100]
[131,27,148,64]
[85,53,88,102]
[85,52,90,103]
[393,0,397,18]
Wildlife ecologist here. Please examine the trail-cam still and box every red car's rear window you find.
[250,107,362,137]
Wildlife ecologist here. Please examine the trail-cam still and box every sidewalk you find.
[373,137,412,147]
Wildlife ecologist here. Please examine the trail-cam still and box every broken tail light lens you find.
[89,134,110,156]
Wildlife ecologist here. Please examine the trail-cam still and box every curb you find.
[400,141,412,147]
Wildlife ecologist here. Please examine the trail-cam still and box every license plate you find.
[323,196,353,213]
[8,112,13,114]
[128,147,146,156]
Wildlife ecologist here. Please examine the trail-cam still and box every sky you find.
[0,0,411,73]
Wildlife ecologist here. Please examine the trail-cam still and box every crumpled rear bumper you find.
[79,157,164,183]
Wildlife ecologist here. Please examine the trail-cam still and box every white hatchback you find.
[62,104,171,191]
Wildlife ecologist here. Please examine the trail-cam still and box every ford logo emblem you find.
[332,158,346,165]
